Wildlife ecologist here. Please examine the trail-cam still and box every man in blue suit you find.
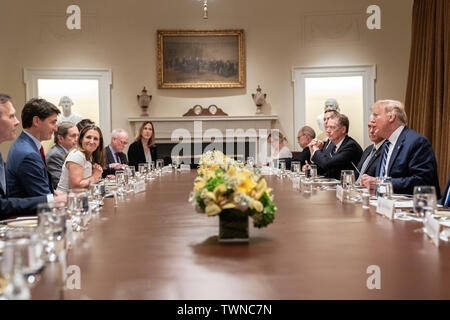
[360,100,440,195]
[6,97,65,200]
[0,94,62,219]
[439,175,450,208]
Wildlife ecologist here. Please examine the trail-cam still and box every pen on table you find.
[351,162,360,175]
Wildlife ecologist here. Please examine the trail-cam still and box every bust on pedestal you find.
[57,96,83,125]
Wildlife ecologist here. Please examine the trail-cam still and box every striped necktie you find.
[378,140,391,177]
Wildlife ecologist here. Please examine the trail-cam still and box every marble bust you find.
[57,96,83,125]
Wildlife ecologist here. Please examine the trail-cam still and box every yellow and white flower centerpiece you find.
[189,150,276,242]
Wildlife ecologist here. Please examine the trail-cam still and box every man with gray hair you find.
[310,113,362,180]
[103,128,129,176]
[294,126,316,167]
[360,100,440,195]
[47,121,79,189]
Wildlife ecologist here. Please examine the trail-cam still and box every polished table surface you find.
[32,171,450,299]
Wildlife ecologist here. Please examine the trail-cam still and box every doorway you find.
[292,65,376,149]
[24,68,112,151]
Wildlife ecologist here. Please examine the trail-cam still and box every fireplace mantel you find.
[128,115,278,143]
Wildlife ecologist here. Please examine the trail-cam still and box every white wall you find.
[0,0,413,156]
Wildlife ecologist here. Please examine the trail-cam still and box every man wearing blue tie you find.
[360,100,440,195]
[0,94,65,219]
[355,118,385,185]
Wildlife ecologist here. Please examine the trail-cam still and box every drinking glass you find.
[2,228,45,290]
[156,159,164,176]
[301,176,312,193]
[309,164,317,180]
[305,163,312,179]
[115,170,126,195]
[171,157,180,171]
[375,176,393,199]
[91,182,103,211]
[340,170,356,201]
[278,160,286,178]
[413,186,437,219]
[148,161,156,180]
[138,163,147,177]
[67,188,89,232]
[37,202,67,263]
[291,161,301,177]
[340,170,355,190]
[126,166,136,179]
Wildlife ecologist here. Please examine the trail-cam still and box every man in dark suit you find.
[310,114,363,180]
[439,175,450,208]
[360,100,440,195]
[103,128,129,177]
[293,125,315,167]
[47,121,79,189]
[6,98,64,199]
[0,94,63,220]
[355,118,385,184]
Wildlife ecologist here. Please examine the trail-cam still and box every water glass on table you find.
[340,170,356,201]
[413,186,437,220]
[291,161,301,178]
[37,202,67,263]
[375,176,393,199]
[1,228,45,296]
[156,159,164,176]
[115,170,126,195]
[278,160,286,178]
[67,188,89,232]
[138,163,147,177]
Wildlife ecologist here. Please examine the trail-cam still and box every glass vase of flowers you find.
[189,150,276,243]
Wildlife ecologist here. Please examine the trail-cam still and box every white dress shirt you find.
[384,125,405,173]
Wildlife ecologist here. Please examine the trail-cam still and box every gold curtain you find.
[405,0,450,192]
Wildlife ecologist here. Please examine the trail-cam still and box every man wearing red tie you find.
[103,128,129,177]
[6,98,63,200]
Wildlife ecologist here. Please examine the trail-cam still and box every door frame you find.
[24,67,113,143]
[291,65,376,149]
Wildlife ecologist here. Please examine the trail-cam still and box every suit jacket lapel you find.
[366,145,382,170]
[22,131,54,193]
[387,127,407,175]
[106,146,114,164]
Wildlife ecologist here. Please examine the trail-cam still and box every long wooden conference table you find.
[31,170,450,299]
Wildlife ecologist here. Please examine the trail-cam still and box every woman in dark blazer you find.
[127,121,158,170]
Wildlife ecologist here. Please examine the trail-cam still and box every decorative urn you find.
[137,87,152,117]
[251,85,267,115]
